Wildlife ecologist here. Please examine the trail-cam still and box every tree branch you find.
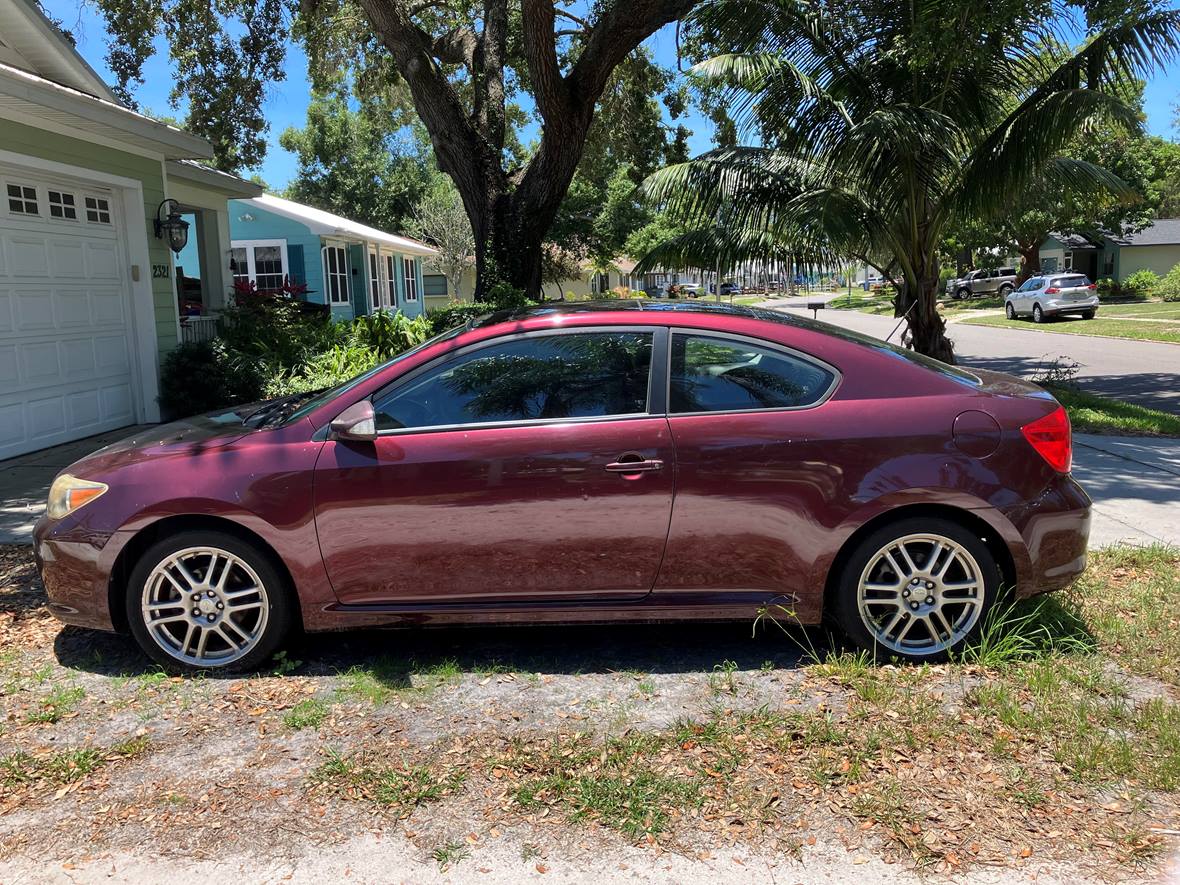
[520,0,568,124]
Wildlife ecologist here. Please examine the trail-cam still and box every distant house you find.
[228,194,438,320]
[1039,218,1180,282]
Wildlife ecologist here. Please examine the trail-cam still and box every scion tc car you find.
[34,302,1091,672]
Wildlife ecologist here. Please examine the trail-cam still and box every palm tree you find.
[637,0,1180,361]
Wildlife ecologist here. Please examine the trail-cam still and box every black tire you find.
[1005,302,1016,320]
[829,516,1002,664]
[956,288,970,300]
[126,530,294,673]
[1032,303,1045,323]
[998,284,1013,298]
[1081,309,1096,320]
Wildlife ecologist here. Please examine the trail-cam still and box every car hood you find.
[64,405,264,477]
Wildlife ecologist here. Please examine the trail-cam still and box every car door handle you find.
[605,457,664,474]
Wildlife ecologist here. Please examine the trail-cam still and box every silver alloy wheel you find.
[141,546,269,667]
[856,533,984,656]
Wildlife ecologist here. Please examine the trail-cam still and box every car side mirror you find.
[329,400,377,442]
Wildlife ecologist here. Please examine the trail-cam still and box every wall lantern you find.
[154,198,190,254]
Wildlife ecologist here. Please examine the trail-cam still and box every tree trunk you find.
[897,275,955,363]
[1016,241,1040,285]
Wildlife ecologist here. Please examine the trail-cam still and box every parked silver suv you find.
[945,266,1018,300]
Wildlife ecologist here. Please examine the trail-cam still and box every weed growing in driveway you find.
[284,698,329,730]
[0,736,147,789]
[708,660,739,695]
[311,749,466,809]
[25,684,85,724]
[335,657,463,705]
[431,840,471,869]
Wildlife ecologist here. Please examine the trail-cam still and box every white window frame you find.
[5,180,39,215]
[47,188,79,221]
[402,256,419,301]
[1063,250,1073,271]
[83,193,112,224]
[322,243,351,306]
[230,238,289,291]
[368,246,382,310]
[384,253,398,307]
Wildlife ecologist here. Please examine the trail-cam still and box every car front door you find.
[313,327,675,605]
[652,330,840,610]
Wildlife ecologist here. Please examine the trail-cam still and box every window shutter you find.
[287,244,306,287]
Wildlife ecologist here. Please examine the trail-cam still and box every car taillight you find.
[1021,406,1071,473]
[1087,284,1096,290]
[1045,287,1059,294]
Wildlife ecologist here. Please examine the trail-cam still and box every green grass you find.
[1100,301,1180,320]
[283,697,330,730]
[335,657,462,704]
[962,312,1180,344]
[828,292,895,314]
[1046,384,1180,437]
[25,684,85,724]
[0,736,148,788]
[312,750,466,807]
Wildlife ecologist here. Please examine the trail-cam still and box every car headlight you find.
[47,474,109,520]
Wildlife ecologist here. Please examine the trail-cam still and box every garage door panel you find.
[21,341,59,384]
[8,237,50,277]
[56,289,90,327]
[90,289,124,325]
[61,338,95,377]
[85,242,120,279]
[26,394,66,437]
[0,165,138,461]
[54,240,86,277]
[67,390,102,427]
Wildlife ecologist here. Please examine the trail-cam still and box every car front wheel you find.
[1033,304,1045,323]
[832,517,1000,663]
[1005,302,1016,320]
[126,530,293,673]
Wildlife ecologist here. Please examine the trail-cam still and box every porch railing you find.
[179,314,219,345]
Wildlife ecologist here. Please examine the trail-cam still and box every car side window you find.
[373,331,654,431]
[669,334,835,414]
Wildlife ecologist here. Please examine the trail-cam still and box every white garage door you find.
[0,164,137,461]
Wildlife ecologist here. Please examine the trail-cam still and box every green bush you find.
[1159,264,1180,302]
[265,342,382,398]
[158,341,264,419]
[218,295,335,373]
[351,310,432,359]
[1095,277,1121,299]
[1121,269,1159,300]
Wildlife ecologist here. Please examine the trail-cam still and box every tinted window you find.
[670,334,835,413]
[999,267,1016,275]
[374,331,653,430]
[1052,275,1091,288]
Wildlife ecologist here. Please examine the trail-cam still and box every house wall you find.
[1117,244,1180,280]
[1038,241,1067,274]
[1,118,176,357]
[227,200,327,305]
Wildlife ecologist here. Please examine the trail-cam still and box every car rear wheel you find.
[1081,309,1096,320]
[832,517,1000,663]
[126,530,293,673]
[998,284,1013,298]
[1004,302,1016,320]
[1032,304,1045,323]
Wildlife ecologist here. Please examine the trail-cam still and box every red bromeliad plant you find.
[232,276,311,303]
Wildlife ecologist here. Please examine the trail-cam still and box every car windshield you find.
[279,323,471,425]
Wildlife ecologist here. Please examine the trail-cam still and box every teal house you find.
[226,194,437,320]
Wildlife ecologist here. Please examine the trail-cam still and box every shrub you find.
[1159,263,1180,302]
[351,310,432,358]
[1121,269,1159,300]
[158,341,264,419]
[218,294,335,372]
[1095,277,1121,299]
[265,342,381,398]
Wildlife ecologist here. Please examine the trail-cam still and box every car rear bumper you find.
[1010,474,1092,598]
[33,515,125,631]
[1045,296,1098,314]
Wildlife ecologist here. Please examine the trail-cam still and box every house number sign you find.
[152,264,171,279]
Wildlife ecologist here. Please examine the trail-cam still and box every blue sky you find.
[43,0,1179,191]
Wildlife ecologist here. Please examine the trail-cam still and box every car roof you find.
[472,298,797,328]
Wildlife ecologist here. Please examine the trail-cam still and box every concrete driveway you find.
[772,296,1180,415]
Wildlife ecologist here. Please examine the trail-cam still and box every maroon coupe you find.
[34,302,1090,672]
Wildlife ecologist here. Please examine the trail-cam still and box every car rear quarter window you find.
[669,333,836,413]
[373,331,654,430]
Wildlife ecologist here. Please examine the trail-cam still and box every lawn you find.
[2,543,1180,881]
[961,313,1180,345]
[1047,385,1180,437]
[1100,301,1180,320]
[829,291,895,314]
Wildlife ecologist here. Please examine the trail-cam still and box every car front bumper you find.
[33,515,128,631]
